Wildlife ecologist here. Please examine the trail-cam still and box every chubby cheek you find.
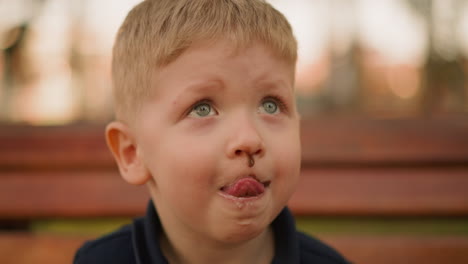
[149,135,220,209]
[271,133,301,204]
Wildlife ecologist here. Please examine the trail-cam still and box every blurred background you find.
[0,0,467,124]
[0,0,468,264]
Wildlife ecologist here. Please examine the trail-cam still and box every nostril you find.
[235,150,242,155]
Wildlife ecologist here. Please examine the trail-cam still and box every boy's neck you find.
[160,225,275,264]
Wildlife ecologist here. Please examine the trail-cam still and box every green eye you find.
[262,100,278,114]
[191,103,213,117]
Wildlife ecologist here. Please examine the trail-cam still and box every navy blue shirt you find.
[74,201,350,264]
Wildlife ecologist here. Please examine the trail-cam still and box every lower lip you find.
[217,185,271,211]
[217,190,266,202]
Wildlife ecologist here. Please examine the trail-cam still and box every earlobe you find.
[105,121,150,185]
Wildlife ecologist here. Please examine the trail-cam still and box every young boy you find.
[74,0,349,263]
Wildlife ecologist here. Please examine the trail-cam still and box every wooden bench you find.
[1,116,468,264]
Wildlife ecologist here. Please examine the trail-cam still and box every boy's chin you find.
[216,219,271,244]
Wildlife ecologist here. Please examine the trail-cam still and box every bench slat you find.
[321,235,468,264]
[1,167,467,218]
[300,117,468,165]
[291,167,468,216]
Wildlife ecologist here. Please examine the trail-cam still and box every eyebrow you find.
[172,76,292,106]
[172,79,225,105]
[254,78,292,93]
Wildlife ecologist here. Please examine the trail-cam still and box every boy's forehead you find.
[156,39,295,77]
[168,38,292,66]
[146,39,295,101]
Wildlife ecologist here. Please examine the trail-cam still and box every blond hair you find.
[112,0,297,122]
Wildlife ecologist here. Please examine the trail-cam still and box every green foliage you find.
[30,218,132,236]
[296,217,468,236]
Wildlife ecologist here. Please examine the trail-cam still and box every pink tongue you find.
[222,178,265,198]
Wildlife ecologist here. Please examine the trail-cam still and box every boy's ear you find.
[105,121,150,185]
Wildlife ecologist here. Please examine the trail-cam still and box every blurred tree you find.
[0,0,46,121]
[407,0,466,114]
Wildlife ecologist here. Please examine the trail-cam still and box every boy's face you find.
[134,39,301,243]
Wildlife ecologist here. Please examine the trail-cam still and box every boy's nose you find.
[225,117,264,162]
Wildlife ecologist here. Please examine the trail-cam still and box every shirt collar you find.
[271,207,301,263]
[132,200,300,263]
[132,201,168,264]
